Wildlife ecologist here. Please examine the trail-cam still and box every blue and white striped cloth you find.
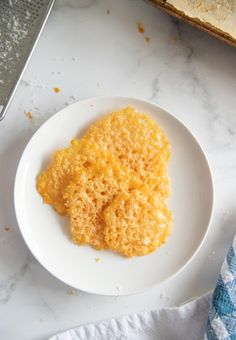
[206,235,236,340]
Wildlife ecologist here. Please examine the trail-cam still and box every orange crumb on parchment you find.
[4,227,11,231]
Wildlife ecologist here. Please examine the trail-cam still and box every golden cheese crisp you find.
[37,139,81,215]
[64,161,141,250]
[83,107,170,197]
[84,107,170,181]
[104,188,172,257]
[37,139,116,215]
[37,106,172,257]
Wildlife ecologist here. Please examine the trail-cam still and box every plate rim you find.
[14,95,214,296]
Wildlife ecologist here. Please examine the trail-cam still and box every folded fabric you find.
[50,235,236,340]
[49,294,211,340]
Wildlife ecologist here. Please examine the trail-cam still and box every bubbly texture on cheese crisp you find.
[37,107,172,257]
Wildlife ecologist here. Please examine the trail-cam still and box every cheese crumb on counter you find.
[25,111,33,119]
[53,87,61,93]
[137,21,145,33]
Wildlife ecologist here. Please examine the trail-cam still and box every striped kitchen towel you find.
[50,235,236,340]
[206,235,236,340]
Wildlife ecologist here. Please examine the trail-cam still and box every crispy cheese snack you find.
[104,188,172,257]
[37,107,172,257]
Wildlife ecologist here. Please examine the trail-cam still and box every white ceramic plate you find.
[14,96,214,296]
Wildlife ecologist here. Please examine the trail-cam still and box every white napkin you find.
[49,293,211,340]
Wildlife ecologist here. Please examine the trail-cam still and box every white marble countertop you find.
[0,0,236,339]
